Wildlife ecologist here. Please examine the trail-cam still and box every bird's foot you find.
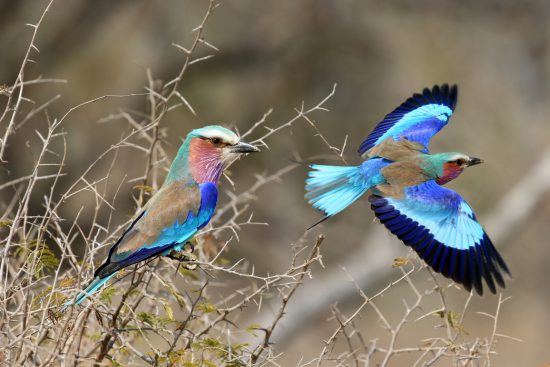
[166,242,197,270]
[182,240,195,253]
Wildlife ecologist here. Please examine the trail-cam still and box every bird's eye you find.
[210,138,222,145]
[455,159,465,166]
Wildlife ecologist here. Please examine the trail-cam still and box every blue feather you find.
[358,84,457,155]
[66,183,219,309]
[305,159,388,218]
[62,273,115,310]
[115,182,217,268]
[368,181,509,295]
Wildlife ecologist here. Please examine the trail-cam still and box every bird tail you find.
[305,164,368,227]
[62,273,115,311]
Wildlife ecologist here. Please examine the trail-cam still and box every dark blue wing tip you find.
[357,84,458,155]
[411,84,458,111]
[369,194,510,296]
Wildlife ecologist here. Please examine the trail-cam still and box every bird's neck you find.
[164,137,223,186]
[436,161,464,185]
[422,154,464,185]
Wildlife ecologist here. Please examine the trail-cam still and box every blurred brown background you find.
[1,0,549,365]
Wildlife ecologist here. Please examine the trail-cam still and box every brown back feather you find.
[366,138,431,198]
[367,137,425,161]
[111,182,202,261]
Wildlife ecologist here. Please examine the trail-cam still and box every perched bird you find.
[65,125,259,307]
[305,85,509,295]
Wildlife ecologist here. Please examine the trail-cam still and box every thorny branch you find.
[0,0,56,161]
[250,235,325,365]
[0,1,337,364]
[0,1,520,366]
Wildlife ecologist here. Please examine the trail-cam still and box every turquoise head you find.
[166,125,259,185]
[427,152,483,185]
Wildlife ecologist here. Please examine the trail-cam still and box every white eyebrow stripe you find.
[199,128,239,145]
[449,153,468,161]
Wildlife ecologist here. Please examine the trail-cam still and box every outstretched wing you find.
[369,181,509,295]
[358,84,458,155]
[95,182,217,278]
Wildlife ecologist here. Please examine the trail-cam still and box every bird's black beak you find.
[230,141,260,153]
[467,157,483,166]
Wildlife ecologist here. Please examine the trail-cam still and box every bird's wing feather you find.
[95,182,217,277]
[369,180,509,295]
[358,84,458,155]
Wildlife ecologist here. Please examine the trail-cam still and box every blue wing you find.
[65,182,217,308]
[95,182,217,278]
[358,84,458,155]
[369,181,509,295]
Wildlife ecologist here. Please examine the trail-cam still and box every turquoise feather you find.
[305,84,509,295]
[61,274,115,310]
[64,125,255,309]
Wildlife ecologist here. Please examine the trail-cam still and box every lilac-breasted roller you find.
[305,85,510,295]
[65,126,259,307]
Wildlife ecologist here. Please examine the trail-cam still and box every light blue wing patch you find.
[116,182,218,267]
[358,84,457,154]
[387,187,483,250]
[71,183,219,307]
[143,182,217,250]
[369,181,509,295]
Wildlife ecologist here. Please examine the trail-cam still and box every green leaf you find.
[218,258,231,265]
[137,312,161,327]
[0,220,12,228]
[133,184,155,194]
[137,311,172,329]
[202,338,222,348]
[392,257,410,268]
[99,286,116,303]
[14,241,59,279]
[433,310,468,335]
[245,323,261,337]
[447,310,468,334]
[108,357,123,367]
[163,302,174,320]
[178,267,200,280]
[90,333,102,342]
[196,302,217,314]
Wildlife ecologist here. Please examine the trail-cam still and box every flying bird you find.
[65,125,259,308]
[305,85,509,295]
